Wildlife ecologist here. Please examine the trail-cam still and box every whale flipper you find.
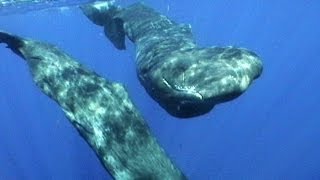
[80,1,126,50]
[0,31,186,179]
[103,17,126,50]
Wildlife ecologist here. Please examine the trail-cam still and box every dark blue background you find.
[0,0,320,179]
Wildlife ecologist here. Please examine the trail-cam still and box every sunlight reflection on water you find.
[0,0,109,15]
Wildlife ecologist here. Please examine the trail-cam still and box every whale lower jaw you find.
[155,87,243,118]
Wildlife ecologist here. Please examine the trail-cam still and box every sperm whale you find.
[0,31,186,179]
[81,2,263,118]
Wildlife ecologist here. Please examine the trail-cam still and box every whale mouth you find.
[162,77,203,101]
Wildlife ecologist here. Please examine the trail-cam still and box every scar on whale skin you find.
[0,31,186,180]
[81,2,263,118]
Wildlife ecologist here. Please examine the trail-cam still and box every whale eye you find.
[28,56,42,66]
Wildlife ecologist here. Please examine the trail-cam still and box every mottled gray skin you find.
[0,31,186,180]
[81,2,263,118]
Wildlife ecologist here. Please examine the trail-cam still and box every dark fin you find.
[80,1,126,50]
[80,4,108,26]
[103,17,126,50]
[80,2,121,25]
[0,31,25,58]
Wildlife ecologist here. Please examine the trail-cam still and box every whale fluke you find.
[0,31,25,58]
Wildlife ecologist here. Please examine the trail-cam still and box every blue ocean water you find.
[0,0,319,179]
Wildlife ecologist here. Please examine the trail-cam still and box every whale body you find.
[0,31,186,179]
[81,2,263,118]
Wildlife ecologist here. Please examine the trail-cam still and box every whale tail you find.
[0,31,25,58]
[80,1,126,50]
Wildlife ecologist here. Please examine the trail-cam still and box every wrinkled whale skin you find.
[0,31,186,180]
[81,2,263,118]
